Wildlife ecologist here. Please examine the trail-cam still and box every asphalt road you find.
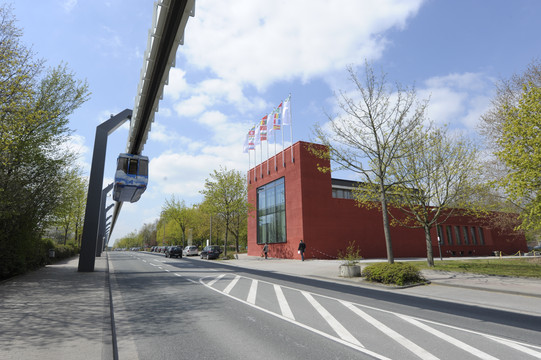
[109,252,541,360]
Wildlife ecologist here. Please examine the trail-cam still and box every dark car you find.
[200,245,222,260]
[165,246,183,258]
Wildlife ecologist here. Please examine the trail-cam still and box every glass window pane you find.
[454,226,461,245]
[478,228,485,245]
[128,159,138,175]
[470,227,477,245]
[446,226,453,245]
[139,158,148,176]
[462,226,469,245]
[437,225,443,244]
[256,177,286,244]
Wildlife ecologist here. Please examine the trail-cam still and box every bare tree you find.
[313,63,428,264]
[387,125,480,266]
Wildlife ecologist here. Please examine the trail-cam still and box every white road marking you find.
[484,335,541,359]
[273,284,295,320]
[301,291,363,347]
[200,276,390,360]
[341,301,439,360]
[207,274,225,287]
[398,315,500,360]
[223,275,241,294]
[247,279,258,304]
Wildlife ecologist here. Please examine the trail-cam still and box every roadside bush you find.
[363,262,425,286]
[54,243,79,260]
[221,253,236,260]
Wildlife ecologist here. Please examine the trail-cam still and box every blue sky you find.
[11,0,541,245]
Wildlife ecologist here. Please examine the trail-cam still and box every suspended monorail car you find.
[113,153,149,203]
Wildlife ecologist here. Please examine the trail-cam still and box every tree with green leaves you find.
[496,83,541,232]
[162,196,192,248]
[200,167,247,257]
[385,125,480,266]
[52,168,88,245]
[479,60,540,243]
[313,63,428,264]
[0,5,90,278]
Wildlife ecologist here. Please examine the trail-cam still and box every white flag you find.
[282,95,291,125]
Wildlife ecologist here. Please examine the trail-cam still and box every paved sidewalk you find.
[0,256,112,360]
[220,254,541,317]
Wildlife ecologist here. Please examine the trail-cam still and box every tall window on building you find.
[446,226,453,245]
[478,227,485,245]
[454,226,462,245]
[257,177,286,244]
[462,226,469,245]
[437,225,444,244]
[470,227,477,245]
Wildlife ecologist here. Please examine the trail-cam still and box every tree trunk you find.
[380,191,394,264]
[424,225,434,267]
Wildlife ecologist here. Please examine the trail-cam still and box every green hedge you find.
[0,238,79,280]
[363,262,425,286]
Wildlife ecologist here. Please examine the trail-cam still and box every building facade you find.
[247,141,527,260]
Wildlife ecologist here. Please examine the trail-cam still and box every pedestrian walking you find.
[298,239,306,261]
[263,243,268,259]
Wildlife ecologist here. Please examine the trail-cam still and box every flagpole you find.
[289,94,294,163]
[281,120,285,167]
[260,140,263,179]
[253,145,257,182]
[266,137,270,175]
[274,129,277,171]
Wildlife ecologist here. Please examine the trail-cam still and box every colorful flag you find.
[243,126,256,152]
[259,115,268,141]
[282,96,291,125]
[273,102,282,130]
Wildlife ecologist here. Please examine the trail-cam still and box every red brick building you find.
[247,141,527,260]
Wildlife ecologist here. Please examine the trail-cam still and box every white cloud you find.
[183,0,423,90]
[164,0,424,118]
[174,94,212,117]
[421,72,493,130]
[63,133,91,172]
[164,68,189,101]
[61,0,77,13]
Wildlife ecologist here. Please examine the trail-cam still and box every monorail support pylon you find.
[78,109,132,272]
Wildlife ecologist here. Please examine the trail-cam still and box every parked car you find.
[183,246,198,256]
[200,245,222,260]
[165,246,183,258]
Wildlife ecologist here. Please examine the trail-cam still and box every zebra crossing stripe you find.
[484,335,541,359]
[208,274,225,287]
[223,275,241,294]
[340,301,439,360]
[301,291,363,347]
[247,279,258,304]
[398,315,499,360]
[274,284,295,320]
